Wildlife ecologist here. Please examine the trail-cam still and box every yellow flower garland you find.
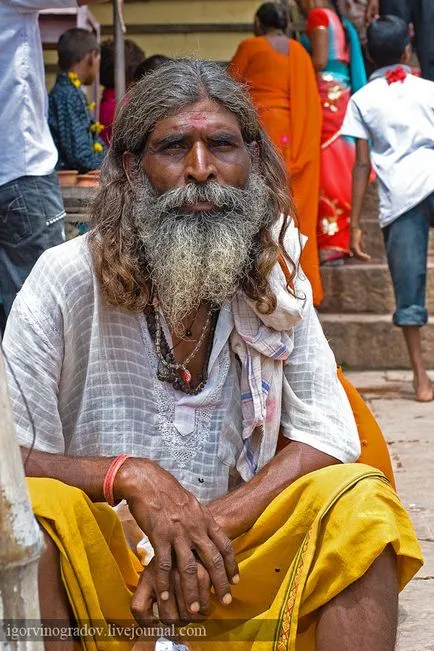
[68,71,81,89]
[67,73,105,149]
[90,121,104,134]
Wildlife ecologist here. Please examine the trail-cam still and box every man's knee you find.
[38,528,61,580]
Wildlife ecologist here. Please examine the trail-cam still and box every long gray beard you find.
[132,173,272,333]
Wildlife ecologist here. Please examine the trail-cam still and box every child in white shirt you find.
[342,15,434,401]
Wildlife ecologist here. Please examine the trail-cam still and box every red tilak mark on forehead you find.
[186,113,209,126]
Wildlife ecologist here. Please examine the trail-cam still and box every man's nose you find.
[184,142,217,184]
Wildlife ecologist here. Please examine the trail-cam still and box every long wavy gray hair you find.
[88,58,296,314]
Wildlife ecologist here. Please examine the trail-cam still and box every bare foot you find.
[413,375,434,402]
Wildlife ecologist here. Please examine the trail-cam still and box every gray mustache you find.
[155,182,249,213]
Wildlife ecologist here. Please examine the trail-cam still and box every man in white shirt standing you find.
[343,15,434,402]
[0,0,108,328]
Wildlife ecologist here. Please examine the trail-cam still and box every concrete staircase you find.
[319,186,434,369]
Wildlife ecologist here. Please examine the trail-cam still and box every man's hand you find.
[115,459,238,617]
[351,227,371,261]
[366,0,380,25]
[131,559,213,625]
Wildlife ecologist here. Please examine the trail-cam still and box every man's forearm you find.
[350,162,370,229]
[209,441,339,540]
[21,447,118,501]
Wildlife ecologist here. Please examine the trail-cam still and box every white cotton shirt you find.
[0,0,77,186]
[3,235,360,504]
[341,66,434,228]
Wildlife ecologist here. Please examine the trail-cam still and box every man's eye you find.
[162,142,184,152]
[211,140,234,149]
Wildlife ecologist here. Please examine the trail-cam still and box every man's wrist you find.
[113,456,156,502]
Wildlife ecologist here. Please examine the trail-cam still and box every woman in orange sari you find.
[229,2,323,306]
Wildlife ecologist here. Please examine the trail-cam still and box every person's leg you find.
[379,0,412,22]
[383,202,432,400]
[412,0,434,81]
[402,326,433,400]
[316,545,398,651]
[38,529,75,650]
[0,173,65,317]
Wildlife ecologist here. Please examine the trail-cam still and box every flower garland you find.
[385,66,407,85]
[68,71,81,88]
[67,72,105,153]
[90,121,104,134]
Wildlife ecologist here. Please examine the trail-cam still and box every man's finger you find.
[131,571,157,624]
[174,541,201,614]
[173,570,201,622]
[208,523,239,585]
[197,563,212,617]
[353,245,371,261]
[154,543,173,602]
[158,583,183,626]
[195,533,236,606]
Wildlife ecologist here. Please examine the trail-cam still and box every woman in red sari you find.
[299,0,368,264]
[230,3,324,305]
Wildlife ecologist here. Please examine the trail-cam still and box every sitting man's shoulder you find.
[18,235,95,308]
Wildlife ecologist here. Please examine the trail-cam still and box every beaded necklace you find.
[147,306,219,395]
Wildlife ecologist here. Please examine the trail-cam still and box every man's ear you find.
[85,51,96,69]
[123,151,138,188]
[401,43,412,65]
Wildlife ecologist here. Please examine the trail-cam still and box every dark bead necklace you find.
[146,306,219,395]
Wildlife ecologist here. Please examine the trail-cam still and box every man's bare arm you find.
[210,441,339,540]
[22,448,238,614]
[22,447,114,500]
[350,138,371,261]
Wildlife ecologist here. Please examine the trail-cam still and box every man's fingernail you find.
[189,601,200,613]
[232,574,240,584]
[222,593,232,605]
[160,591,169,601]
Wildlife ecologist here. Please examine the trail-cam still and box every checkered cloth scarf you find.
[231,220,308,481]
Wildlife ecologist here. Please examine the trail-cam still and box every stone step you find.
[319,313,434,369]
[320,262,434,313]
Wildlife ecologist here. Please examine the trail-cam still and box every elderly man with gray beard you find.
[3,59,421,651]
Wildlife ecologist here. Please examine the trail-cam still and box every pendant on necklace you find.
[179,367,192,386]
[184,329,192,338]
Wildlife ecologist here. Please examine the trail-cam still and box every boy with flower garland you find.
[342,15,434,402]
[48,28,106,174]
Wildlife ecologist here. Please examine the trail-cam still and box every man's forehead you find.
[149,99,243,138]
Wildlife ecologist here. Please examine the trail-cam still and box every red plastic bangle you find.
[103,454,131,506]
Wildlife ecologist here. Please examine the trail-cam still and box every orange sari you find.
[230,36,323,306]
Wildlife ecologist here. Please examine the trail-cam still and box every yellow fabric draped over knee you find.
[29,464,422,650]
[30,478,141,651]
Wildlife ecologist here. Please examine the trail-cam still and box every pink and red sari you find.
[306,8,368,264]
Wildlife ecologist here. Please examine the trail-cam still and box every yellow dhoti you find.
[29,463,422,650]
